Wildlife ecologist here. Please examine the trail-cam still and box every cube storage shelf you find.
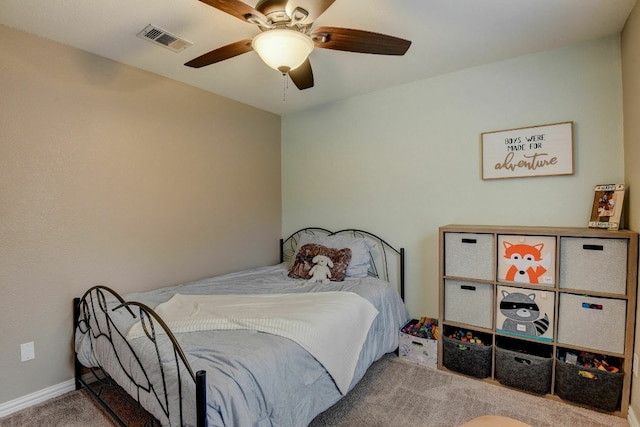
[438,225,638,416]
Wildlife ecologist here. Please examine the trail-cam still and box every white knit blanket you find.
[127,292,379,394]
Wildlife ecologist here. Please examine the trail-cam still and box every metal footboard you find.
[74,286,207,427]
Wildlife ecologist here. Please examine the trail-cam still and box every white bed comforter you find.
[127,292,378,394]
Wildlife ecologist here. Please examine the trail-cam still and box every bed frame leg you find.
[196,370,207,427]
[400,248,405,301]
[73,297,83,391]
[279,238,284,263]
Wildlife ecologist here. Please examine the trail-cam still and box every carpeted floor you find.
[309,354,629,426]
[0,389,115,427]
[0,381,156,427]
[0,354,630,426]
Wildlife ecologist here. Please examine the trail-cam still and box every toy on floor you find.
[401,317,439,340]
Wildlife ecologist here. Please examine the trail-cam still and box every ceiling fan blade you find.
[311,26,411,55]
[185,39,254,68]
[198,0,267,23]
[288,59,314,90]
[285,0,337,23]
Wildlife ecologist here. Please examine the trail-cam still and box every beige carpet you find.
[310,354,629,427]
[0,389,115,427]
[0,354,631,427]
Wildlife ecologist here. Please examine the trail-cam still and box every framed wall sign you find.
[481,121,574,180]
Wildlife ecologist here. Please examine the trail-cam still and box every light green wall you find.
[283,36,624,318]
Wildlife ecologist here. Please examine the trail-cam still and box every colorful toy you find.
[447,329,486,346]
[578,370,597,379]
[401,317,439,340]
[561,350,621,374]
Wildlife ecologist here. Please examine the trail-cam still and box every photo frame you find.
[481,121,573,180]
[497,235,556,286]
[588,184,625,230]
[496,285,555,342]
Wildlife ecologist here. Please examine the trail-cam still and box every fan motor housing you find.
[255,0,311,31]
[256,0,290,20]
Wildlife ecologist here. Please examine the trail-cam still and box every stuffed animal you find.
[309,255,333,284]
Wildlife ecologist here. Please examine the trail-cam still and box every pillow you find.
[289,243,352,282]
[295,234,375,278]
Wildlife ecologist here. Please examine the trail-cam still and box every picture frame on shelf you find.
[588,184,625,230]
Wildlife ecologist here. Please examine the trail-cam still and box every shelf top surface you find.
[440,224,638,238]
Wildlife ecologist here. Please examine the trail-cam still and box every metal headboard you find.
[280,227,405,300]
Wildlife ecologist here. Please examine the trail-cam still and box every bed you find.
[74,227,407,427]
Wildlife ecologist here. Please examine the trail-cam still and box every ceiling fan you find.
[185,0,412,90]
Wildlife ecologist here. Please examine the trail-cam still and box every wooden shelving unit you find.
[438,224,638,416]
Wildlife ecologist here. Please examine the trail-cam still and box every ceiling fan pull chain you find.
[282,73,288,102]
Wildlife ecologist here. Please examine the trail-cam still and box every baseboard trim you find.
[629,406,639,427]
[0,379,76,418]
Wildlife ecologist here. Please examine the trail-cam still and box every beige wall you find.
[0,25,281,404]
[622,1,640,419]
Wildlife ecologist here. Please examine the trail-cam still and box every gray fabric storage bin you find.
[559,237,628,295]
[444,232,494,280]
[495,341,552,394]
[555,358,623,412]
[444,280,493,329]
[557,293,626,354]
[443,335,492,378]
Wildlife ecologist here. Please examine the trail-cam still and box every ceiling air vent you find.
[137,25,192,52]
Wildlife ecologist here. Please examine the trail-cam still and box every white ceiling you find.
[1,0,636,116]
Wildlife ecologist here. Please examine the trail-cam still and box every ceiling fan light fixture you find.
[252,29,314,74]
